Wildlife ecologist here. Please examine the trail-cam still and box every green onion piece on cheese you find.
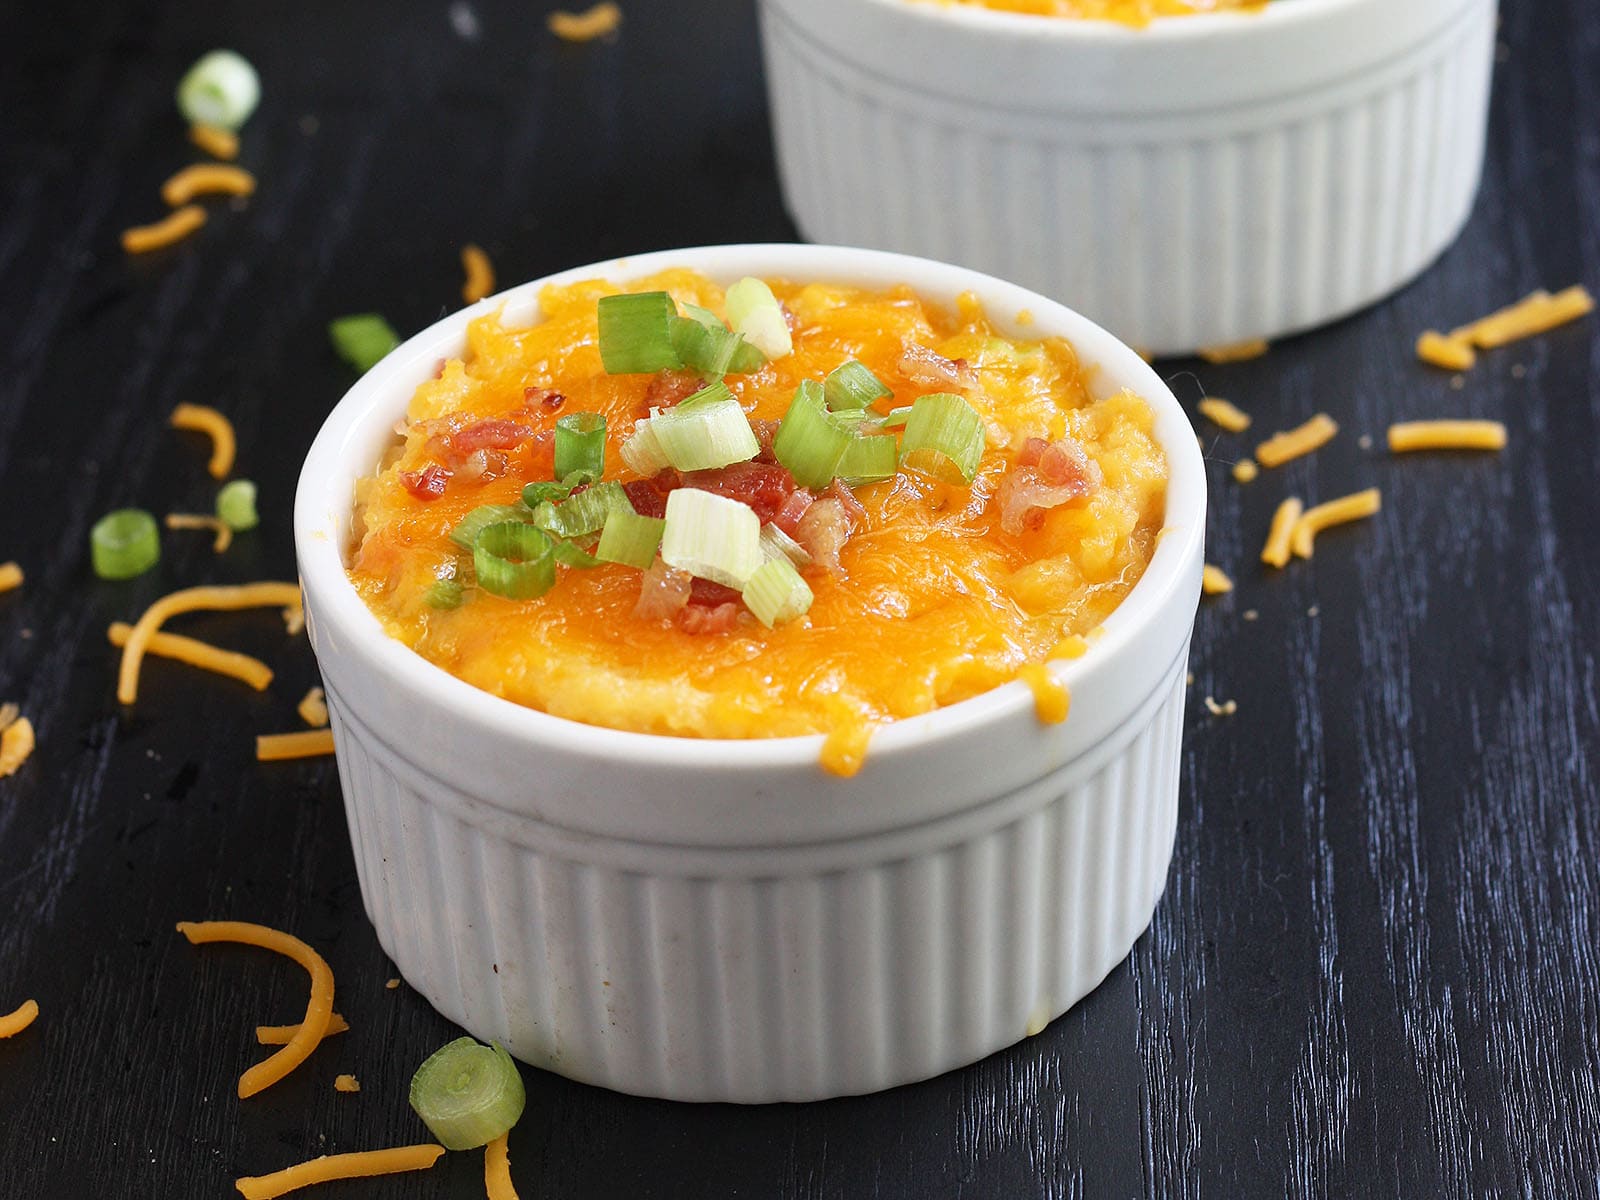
[450,503,530,550]
[725,277,792,360]
[742,555,814,628]
[651,383,760,471]
[879,405,913,429]
[598,291,682,374]
[553,412,606,484]
[91,509,161,580]
[425,577,465,609]
[660,487,763,589]
[759,523,812,569]
[836,433,898,487]
[176,50,261,131]
[670,315,765,377]
[215,479,260,531]
[773,379,852,488]
[824,360,892,411]
[472,522,556,600]
[554,540,602,568]
[409,1037,526,1152]
[898,392,986,484]
[329,314,400,373]
[533,481,630,540]
[619,419,670,476]
[522,480,574,508]
[596,509,667,569]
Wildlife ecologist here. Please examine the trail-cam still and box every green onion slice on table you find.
[328,314,400,374]
[176,49,261,131]
[91,509,160,580]
[409,1037,526,1151]
[215,479,259,531]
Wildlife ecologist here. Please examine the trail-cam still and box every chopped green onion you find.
[409,1037,526,1152]
[670,315,765,377]
[91,509,160,580]
[598,292,682,374]
[824,360,892,411]
[329,314,400,373]
[619,418,671,476]
[759,523,812,569]
[837,433,898,486]
[425,578,465,609]
[533,481,630,539]
[176,50,260,132]
[879,406,914,429]
[660,488,763,589]
[742,555,814,628]
[473,522,556,600]
[596,509,666,569]
[651,385,760,471]
[680,303,723,329]
[773,380,852,488]
[522,480,574,508]
[554,412,606,483]
[725,277,793,360]
[215,479,259,531]
[450,503,530,550]
[898,392,986,484]
[554,540,601,568]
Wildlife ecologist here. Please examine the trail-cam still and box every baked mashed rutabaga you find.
[349,270,1167,771]
[924,0,1266,24]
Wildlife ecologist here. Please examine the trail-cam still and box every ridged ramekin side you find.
[758,0,1495,355]
[323,652,1187,1104]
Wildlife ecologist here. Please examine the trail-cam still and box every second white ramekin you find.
[758,0,1497,356]
[295,244,1206,1102]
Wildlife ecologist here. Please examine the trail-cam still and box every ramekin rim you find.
[857,0,1408,41]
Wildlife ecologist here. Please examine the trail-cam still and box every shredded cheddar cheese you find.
[161,164,257,207]
[819,719,874,778]
[548,2,623,40]
[234,1145,447,1200]
[0,561,21,593]
[1388,420,1508,453]
[1201,565,1234,595]
[1232,458,1259,483]
[256,729,336,761]
[1203,696,1238,716]
[333,1074,360,1093]
[461,243,496,304]
[256,1011,349,1046]
[118,582,302,705]
[176,920,336,1099]
[1291,488,1382,559]
[1255,413,1339,469]
[189,122,240,161]
[296,687,329,728]
[1415,331,1476,371]
[1049,633,1090,660]
[0,998,39,1038]
[1260,497,1304,569]
[1453,286,1594,350]
[485,1132,520,1200]
[169,403,237,479]
[122,205,206,254]
[283,605,306,637]
[1018,663,1070,724]
[0,716,35,779]
[385,978,401,990]
[107,622,273,691]
[1197,397,1252,433]
[1197,339,1268,364]
[165,512,233,554]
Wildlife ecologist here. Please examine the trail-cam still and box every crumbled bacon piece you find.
[688,578,742,608]
[678,601,742,635]
[524,386,567,413]
[796,497,852,574]
[1017,437,1049,468]
[770,488,814,536]
[449,418,539,454]
[399,463,452,500]
[995,436,1101,535]
[750,418,781,463]
[681,462,802,525]
[828,479,868,526]
[643,369,705,413]
[633,560,692,621]
[899,343,977,389]
[622,469,679,519]
[456,447,508,484]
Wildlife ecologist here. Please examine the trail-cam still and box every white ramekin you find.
[757,0,1497,357]
[295,244,1206,1103]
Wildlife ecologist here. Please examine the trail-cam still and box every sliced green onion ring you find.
[91,509,161,580]
[533,481,630,539]
[619,418,671,476]
[522,480,574,508]
[759,523,812,569]
[670,315,765,378]
[824,359,892,411]
[651,387,760,472]
[773,379,852,488]
[472,522,556,600]
[409,1037,527,1152]
[554,540,602,568]
[597,509,667,569]
[898,392,986,484]
[837,433,898,486]
[329,314,400,373]
[176,50,261,132]
[879,405,914,429]
[215,479,260,531]
[598,291,682,374]
[660,488,763,589]
[725,277,793,360]
[554,411,606,483]
[742,555,814,628]
[450,504,530,550]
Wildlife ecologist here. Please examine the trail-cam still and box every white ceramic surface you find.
[758,0,1498,356]
[295,243,1206,1102]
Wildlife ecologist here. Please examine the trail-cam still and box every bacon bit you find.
[622,472,677,519]
[524,387,566,413]
[796,498,852,574]
[400,463,452,500]
[678,601,742,635]
[1036,438,1101,489]
[687,578,742,608]
[1016,436,1049,468]
[448,418,539,455]
[769,488,814,536]
[681,462,802,524]
[633,560,692,621]
[750,418,782,463]
[828,479,868,525]
[996,437,1099,535]
[455,447,508,484]
[642,369,705,414]
[899,343,976,389]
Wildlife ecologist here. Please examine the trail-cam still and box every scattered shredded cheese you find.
[1232,458,1259,483]
[107,622,273,691]
[118,583,301,705]
[169,403,238,479]
[1451,285,1594,350]
[485,1132,520,1200]
[461,243,496,304]
[165,512,233,554]
[283,605,306,638]
[161,164,257,207]
[297,687,329,728]
[385,978,401,990]
[175,920,336,1098]
[0,716,35,778]
[122,205,207,254]
[1415,331,1476,371]
[1197,397,1252,433]
[819,717,874,778]
[1255,414,1339,468]
[256,1011,350,1046]
[1049,633,1090,660]
[1387,419,1508,453]
[0,703,15,729]
[1201,565,1234,595]
[334,1074,360,1093]
[234,1145,447,1200]
[189,122,240,160]
[1291,488,1382,559]
[548,2,623,40]
[257,729,336,761]
[0,561,21,593]
[1197,339,1268,364]
[1203,696,1239,716]
[1018,663,1070,724]
[1260,498,1305,569]
[0,998,39,1038]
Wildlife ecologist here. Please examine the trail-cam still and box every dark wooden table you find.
[3,1,1598,1196]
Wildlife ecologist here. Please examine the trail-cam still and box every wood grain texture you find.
[1,0,1598,1196]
